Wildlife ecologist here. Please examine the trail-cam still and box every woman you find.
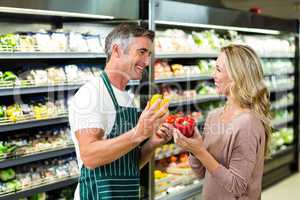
[173,44,271,200]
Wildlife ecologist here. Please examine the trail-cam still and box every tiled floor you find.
[262,173,300,200]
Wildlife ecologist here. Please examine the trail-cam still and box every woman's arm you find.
[189,153,206,179]
[193,127,259,197]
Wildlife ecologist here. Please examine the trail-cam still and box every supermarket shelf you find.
[264,71,294,76]
[155,52,294,59]
[271,101,294,110]
[0,80,138,96]
[156,181,203,200]
[0,176,79,200]
[0,146,75,169]
[0,116,69,133]
[169,95,225,107]
[0,84,81,96]
[259,54,294,58]
[155,75,213,84]
[269,85,294,93]
[155,52,218,59]
[155,148,186,160]
[264,145,295,174]
[0,52,106,59]
[272,116,294,129]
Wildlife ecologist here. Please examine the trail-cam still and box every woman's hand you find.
[148,123,174,148]
[173,127,205,155]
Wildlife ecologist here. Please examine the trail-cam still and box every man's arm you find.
[76,128,143,169]
[76,100,169,169]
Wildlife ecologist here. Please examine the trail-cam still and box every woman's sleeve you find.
[188,112,212,179]
[189,154,206,179]
[210,126,260,197]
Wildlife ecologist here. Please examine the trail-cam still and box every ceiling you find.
[174,0,300,19]
[222,0,300,19]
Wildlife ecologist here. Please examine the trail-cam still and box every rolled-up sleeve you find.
[188,113,212,179]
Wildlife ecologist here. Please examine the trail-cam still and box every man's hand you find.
[149,123,174,148]
[134,99,169,143]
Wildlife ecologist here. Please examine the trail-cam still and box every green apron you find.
[80,71,140,200]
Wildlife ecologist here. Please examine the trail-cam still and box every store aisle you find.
[262,173,300,200]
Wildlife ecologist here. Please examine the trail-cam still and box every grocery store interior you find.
[0,0,300,199]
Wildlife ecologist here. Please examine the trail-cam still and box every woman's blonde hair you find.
[221,44,272,157]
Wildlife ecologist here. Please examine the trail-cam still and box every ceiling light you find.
[0,6,115,19]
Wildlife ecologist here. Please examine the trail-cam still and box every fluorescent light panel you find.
[0,6,114,19]
[156,20,281,35]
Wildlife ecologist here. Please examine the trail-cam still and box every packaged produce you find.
[0,168,16,181]
[6,104,23,122]
[35,32,52,52]
[51,32,67,52]
[68,32,89,52]
[84,35,103,52]
[2,71,17,81]
[29,192,47,200]
[0,33,17,51]
[17,33,36,52]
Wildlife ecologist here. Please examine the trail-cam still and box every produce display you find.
[272,110,294,127]
[271,93,294,109]
[0,65,102,88]
[0,98,67,124]
[154,60,215,79]
[24,186,76,200]
[155,144,184,160]
[0,127,72,160]
[155,29,294,56]
[0,32,104,53]
[154,59,294,80]
[0,34,17,52]
[265,76,294,90]
[155,153,199,198]
[0,157,79,195]
[159,84,217,103]
[271,128,294,154]
[262,59,294,75]
[21,192,47,200]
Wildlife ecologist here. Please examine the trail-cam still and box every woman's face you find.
[213,52,233,96]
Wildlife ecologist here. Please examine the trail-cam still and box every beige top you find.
[189,108,265,200]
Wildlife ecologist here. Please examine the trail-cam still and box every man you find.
[69,23,173,200]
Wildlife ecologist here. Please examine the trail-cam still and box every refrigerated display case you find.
[140,1,300,199]
[0,3,142,199]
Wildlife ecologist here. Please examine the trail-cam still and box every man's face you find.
[121,37,152,80]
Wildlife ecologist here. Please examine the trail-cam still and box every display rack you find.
[0,3,141,199]
[141,0,300,199]
[0,176,79,200]
[0,146,75,169]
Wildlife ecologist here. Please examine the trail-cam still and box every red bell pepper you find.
[165,115,176,125]
[175,116,196,138]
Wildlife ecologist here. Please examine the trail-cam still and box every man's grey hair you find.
[105,23,154,62]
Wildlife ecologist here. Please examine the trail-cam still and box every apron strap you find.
[100,71,119,110]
